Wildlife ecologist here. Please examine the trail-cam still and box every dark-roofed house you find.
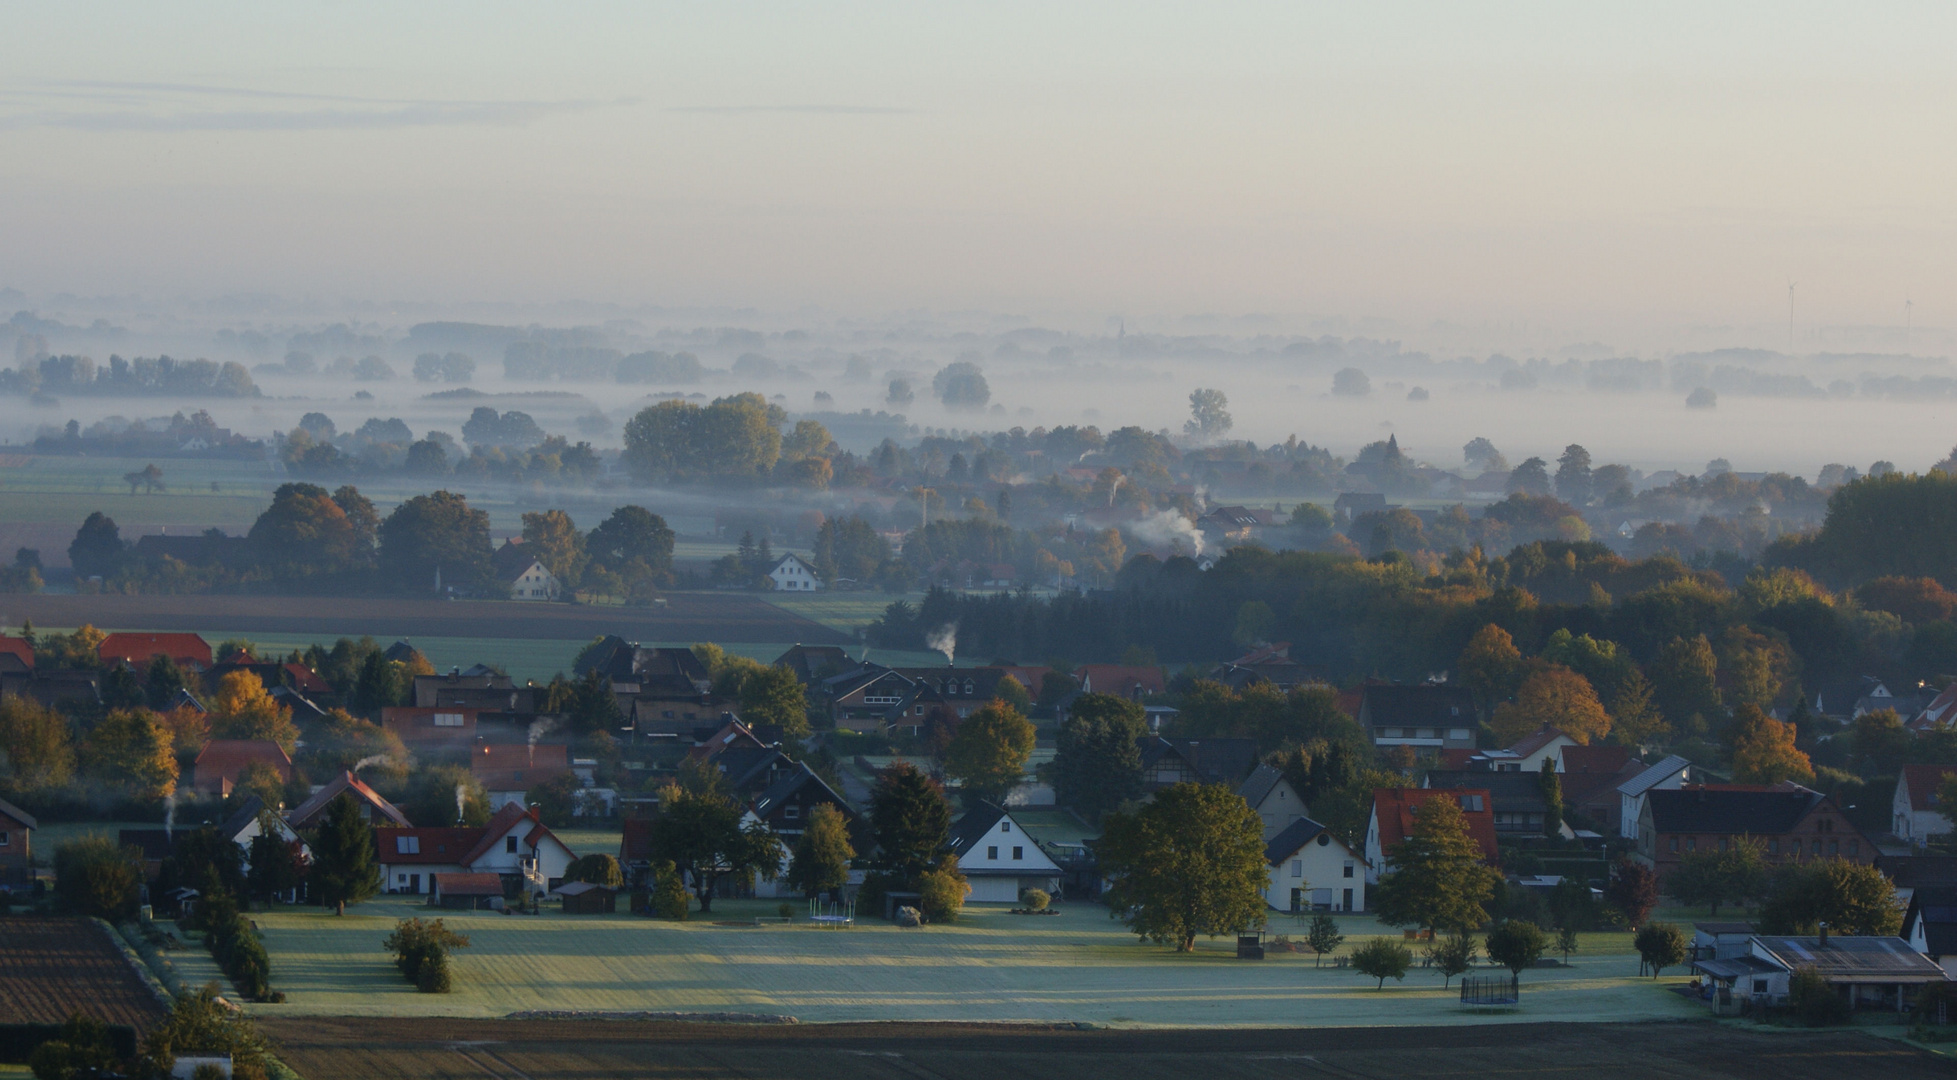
[0,796,35,880]
[1879,854,1957,902]
[1696,933,1950,1015]
[1893,764,1957,845]
[1423,769,1572,838]
[98,632,212,672]
[286,770,413,830]
[493,539,562,601]
[774,645,854,686]
[1364,787,1499,882]
[1138,736,1260,792]
[1558,744,1644,834]
[382,706,482,755]
[1616,754,1692,840]
[190,739,293,799]
[1264,817,1365,913]
[0,670,102,710]
[1902,887,1957,975]
[945,803,1064,903]
[744,762,858,898]
[1355,684,1477,754]
[1636,786,1872,880]
[1238,763,1307,842]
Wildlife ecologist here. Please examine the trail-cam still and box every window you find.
[1417,728,1435,739]
[1768,839,1780,855]
[783,805,800,820]
[1849,840,1859,856]
[396,836,420,854]
[1669,837,1679,853]
[1685,837,1696,852]
[1811,839,1821,855]
[1291,860,1303,879]
[1754,979,1768,993]
[987,846,999,860]
[1381,728,1401,738]
[1718,838,1728,853]
[1343,863,1354,879]
[433,712,465,727]
[1001,821,1011,833]
[506,836,518,854]
[1449,729,1470,741]
[1012,846,1023,861]
[0,832,9,848]
[398,873,407,882]
[1828,839,1838,855]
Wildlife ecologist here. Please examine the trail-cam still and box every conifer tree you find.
[310,793,379,915]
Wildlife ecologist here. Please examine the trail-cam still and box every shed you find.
[430,872,506,910]
[553,880,618,914]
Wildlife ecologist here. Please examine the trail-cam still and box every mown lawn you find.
[240,897,1695,1027]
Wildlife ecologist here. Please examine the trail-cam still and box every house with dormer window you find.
[946,802,1064,903]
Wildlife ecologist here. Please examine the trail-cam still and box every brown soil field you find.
[258,1017,1951,1080]
[0,917,166,1029]
[0,593,850,644]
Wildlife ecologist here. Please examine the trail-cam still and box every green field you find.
[231,898,1698,1027]
[764,592,917,635]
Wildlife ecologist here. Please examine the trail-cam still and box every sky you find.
[2,2,1954,341]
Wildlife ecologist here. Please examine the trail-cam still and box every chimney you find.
[1818,921,1828,944]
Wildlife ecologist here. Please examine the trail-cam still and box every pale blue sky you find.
[2,2,1953,333]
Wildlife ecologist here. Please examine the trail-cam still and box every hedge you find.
[0,1022,138,1064]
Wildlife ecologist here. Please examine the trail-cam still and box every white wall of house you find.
[769,555,823,592]
[509,561,561,601]
[1894,772,1953,843]
[1265,834,1365,912]
[1249,778,1306,842]
[958,813,1062,902]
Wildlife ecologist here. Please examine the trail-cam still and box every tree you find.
[80,709,177,801]
[933,361,990,409]
[735,664,812,737]
[383,917,472,993]
[1491,666,1610,746]
[646,785,785,913]
[868,762,954,887]
[68,511,123,579]
[518,509,588,589]
[1484,919,1547,977]
[1668,839,1767,916]
[247,830,307,905]
[139,984,270,1080]
[404,439,452,475]
[1758,859,1903,936]
[376,490,494,594]
[1306,913,1344,967]
[1650,634,1721,731]
[1350,938,1412,989]
[992,673,1032,714]
[145,654,186,710]
[1554,444,1592,504]
[621,395,784,482]
[1051,694,1149,819]
[1371,797,1501,933]
[1725,703,1814,784]
[1537,760,1563,837]
[1605,857,1659,928]
[1428,932,1476,987]
[402,765,490,827]
[562,853,624,888]
[1185,388,1232,437]
[1331,368,1371,396]
[26,1013,122,1078]
[1457,624,1522,722]
[207,671,299,752]
[917,856,971,922]
[785,803,854,898]
[54,836,141,921]
[331,485,379,563]
[0,694,74,792]
[942,701,1038,805]
[247,482,358,578]
[525,772,583,827]
[1097,782,1268,952]
[1556,926,1579,964]
[310,792,380,915]
[651,860,690,919]
[1507,457,1550,496]
[1634,921,1689,978]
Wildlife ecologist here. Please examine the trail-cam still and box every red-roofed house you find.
[1895,765,1957,844]
[286,770,412,830]
[382,706,481,754]
[375,802,576,900]
[99,632,212,672]
[0,636,33,674]
[191,739,293,799]
[1908,683,1957,733]
[1073,664,1166,700]
[1363,787,1499,883]
[471,743,572,808]
[684,719,772,765]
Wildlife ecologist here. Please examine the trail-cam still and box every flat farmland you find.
[256,1017,1955,1080]
[243,897,1699,1028]
[0,592,849,646]
[0,917,165,1029]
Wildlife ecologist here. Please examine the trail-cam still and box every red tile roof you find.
[1902,765,1957,812]
[1074,664,1166,698]
[0,636,33,669]
[471,743,571,790]
[191,739,292,794]
[283,663,332,695]
[432,872,504,896]
[461,802,549,866]
[1562,744,1636,775]
[378,827,485,863]
[99,632,212,671]
[1371,787,1500,863]
[1506,727,1571,758]
[286,770,413,829]
[684,720,768,764]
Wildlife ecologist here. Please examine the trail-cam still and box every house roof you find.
[751,762,854,822]
[1265,816,1349,865]
[1238,763,1286,809]
[769,553,817,574]
[459,802,565,867]
[1357,684,1476,729]
[1561,744,1636,776]
[1074,664,1166,697]
[0,637,33,670]
[1751,935,1949,983]
[1908,683,1957,731]
[470,742,571,790]
[774,645,854,685]
[0,795,36,830]
[1616,754,1692,797]
[1644,787,1828,835]
[1229,643,1297,668]
[684,719,771,764]
[118,829,176,861]
[218,795,269,841]
[286,770,412,828]
[98,632,212,669]
[552,880,614,897]
[1370,787,1499,863]
[1879,855,1957,890]
[492,540,550,584]
[1138,736,1260,787]
[1900,764,1957,812]
[431,872,504,896]
[1505,727,1571,759]
[193,739,292,782]
[1423,770,1552,813]
[1903,887,1957,957]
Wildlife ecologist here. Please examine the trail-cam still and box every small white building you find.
[492,541,563,601]
[1238,763,1308,843]
[1617,754,1691,841]
[1264,817,1365,913]
[1894,765,1957,844]
[768,553,824,592]
[945,803,1064,903]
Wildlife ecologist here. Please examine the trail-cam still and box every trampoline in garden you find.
[1460,974,1519,1006]
[808,897,855,928]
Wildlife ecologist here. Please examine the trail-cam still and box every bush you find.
[777,902,796,920]
[1350,938,1412,989]
[652,861,689,921]
[53,837,141,922]
[383,918,470,993]
[23,1014,123,1078]
[1019,888,1051,911]
[1483,919,1547,977]
[415,949,453,994]
[1789,965,1850,1027]
[917,863,970,923]
[1634,921,1689,978]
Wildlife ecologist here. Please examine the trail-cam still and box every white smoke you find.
[925,623,957,665]
[352,753,390,772]
[454,783,467,824]
[528,716,559,747]
[1106,474,1125,506]
[164,791,176,840]
[1127,509,1206,556]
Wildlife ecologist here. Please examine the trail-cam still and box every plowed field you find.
[0,917,165,1029]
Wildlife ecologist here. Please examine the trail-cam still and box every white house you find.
[1617,754,1691,841]
[768,553,824,592]
[1238,763,1308,843]
[1264,817,1365,913]
[1894,765,1957,844]
[492,541,562,601]
[945,803,1064,903]
[376,801,577,900]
